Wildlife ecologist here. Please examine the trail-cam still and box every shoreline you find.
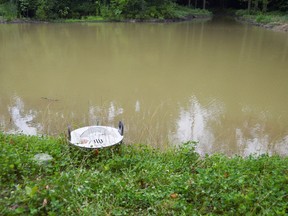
[2,15,287,33]
[0,14,212,24]
[235,16,288,33]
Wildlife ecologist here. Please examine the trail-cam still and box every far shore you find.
[236,16,288,33]
[1,14,287,33]
[0,14,212,24]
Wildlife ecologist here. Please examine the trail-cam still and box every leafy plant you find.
[255,14,274,23]
[1,133,287,215]
[0,1,17,20]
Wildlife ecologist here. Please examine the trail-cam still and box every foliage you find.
[0,1,17,20]
[104,0,179,20]
[237,0,288,12]
[18,0,38,17]
[185,154,288,214]
[236,9,288,24]
[235,9,252,16]
[0,0,213,21]
[65,16,104,23]
[275,0,288,11]
[0,0,287,21]
[174,5,211,18]
[255,13,274,23]
[1,133,287,215]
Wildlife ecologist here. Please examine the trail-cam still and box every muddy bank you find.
[271,23,288,32]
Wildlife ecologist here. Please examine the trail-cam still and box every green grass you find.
[1,133,287,215]
[64,16,105,23]
[174,6,212,19]
[0,2,17,21]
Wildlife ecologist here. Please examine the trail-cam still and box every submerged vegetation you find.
[1,133,287,215]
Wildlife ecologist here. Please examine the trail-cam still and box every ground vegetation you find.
[1,133,287,215]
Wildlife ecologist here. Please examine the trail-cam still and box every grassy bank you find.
[236,10,288,31]
[1,133,287,215]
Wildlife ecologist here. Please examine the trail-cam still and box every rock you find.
[34,153,53,165]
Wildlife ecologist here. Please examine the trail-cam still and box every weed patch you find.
[236,9,288,26]
[1,133,287,215]
[0,2,17,21]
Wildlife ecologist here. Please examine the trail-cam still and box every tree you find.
[19,0,29,17]
[247,0,252,13]
[262,0,269,12]
[253,0,258,10]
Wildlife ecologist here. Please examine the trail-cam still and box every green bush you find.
[159,2,177,19]
[18,0,38,17]
[70,1,96,17]
[1,0,213,21]
[0,2,17,20]
[255,14,276,23]
[35,0,47,20]
[99,4,110,18]
[236,9,288,25]
[235,9,249,16]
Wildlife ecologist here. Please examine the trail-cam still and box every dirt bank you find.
[271,23,288,32]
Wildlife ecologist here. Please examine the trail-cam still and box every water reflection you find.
[2,94,288,156]
[135,100,140,112]
[88,102,124,125]
[170,97,288,156]
[235,109,288,156]
[6,96,40,135]
[172,97,224,155]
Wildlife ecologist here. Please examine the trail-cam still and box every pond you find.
[1,17,288,156]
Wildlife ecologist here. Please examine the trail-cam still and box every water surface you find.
[1,17,288,156]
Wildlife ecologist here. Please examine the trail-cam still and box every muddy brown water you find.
[1,17,288,156]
